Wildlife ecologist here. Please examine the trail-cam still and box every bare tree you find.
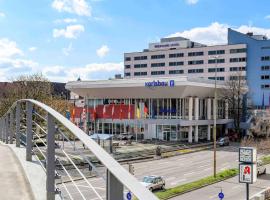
[220,71,248,138]
[0,73,68,116]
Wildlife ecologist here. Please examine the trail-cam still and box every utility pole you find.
[210,55,219,178]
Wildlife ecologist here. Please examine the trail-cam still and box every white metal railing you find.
[0,99,158,200]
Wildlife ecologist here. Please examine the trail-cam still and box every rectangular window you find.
[261,84,270,89]
[134,71,147,76]
[134,64,147,68]
[134,56,147,60]
[169,61,184,66]
[151,71,165,75]
[208,59,225,64]
[230,48,247,53]
[230,76,246,81]
[188,69,204,73]
[208,50,225,55]
[208,77,225,81]
[151,63,165,67]
[188,60,204,65]
[169,53,184,58]
[125,65,131,69]
[230,67,246,71]
[262,56,270,61]
[124,72,130,76]
[262,66,270,71]
[261,75,270,80]
[188,51,204,57]
[208,68,225,72]
[151,54,165,59]
[230,57,246,62]
[125,57,131,61]
[169,70,184,74]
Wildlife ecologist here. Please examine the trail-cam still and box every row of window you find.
[230,67,246,71]
[261,75,270,80]
[262,66,270,71]
[262,56,270,61]
[126,66,246,73]
[261,84,270,89]
[125,48,247,61]
[208,77,225,81]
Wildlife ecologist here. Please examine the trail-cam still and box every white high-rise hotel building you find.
[124,36,247,81]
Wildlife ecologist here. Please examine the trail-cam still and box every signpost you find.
[239,147,257,200]
[126,192,132,200]
[218,190,224,200]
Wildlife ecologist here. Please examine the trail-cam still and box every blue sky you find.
[0,0,270,82]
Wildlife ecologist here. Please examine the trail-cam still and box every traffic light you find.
[128,164,135,175]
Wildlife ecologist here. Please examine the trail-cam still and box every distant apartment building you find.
[124,36,247,82]
[228,28,270,107]
[124,29,270,107]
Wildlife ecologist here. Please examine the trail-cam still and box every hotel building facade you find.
[66,77,232,143]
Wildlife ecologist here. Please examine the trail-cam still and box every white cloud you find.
[0,12,5,17]
[53,24,85,39]
[52,0,91,16]
[62,43,73,56]
[265,15,270,20]
[54,18,78,24]
[0,38,23,58]
[168,22,270,45]
[185,0,199,5]
[96,45,109,58]
[29,47,37,52]
[41,62,123,82]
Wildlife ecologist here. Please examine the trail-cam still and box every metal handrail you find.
[0,99,158,200]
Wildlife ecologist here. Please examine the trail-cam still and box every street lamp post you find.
[211,55,219,178]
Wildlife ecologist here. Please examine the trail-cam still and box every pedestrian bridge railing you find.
[0,99,158,200]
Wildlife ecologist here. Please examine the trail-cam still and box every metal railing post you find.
[16,102,21,147]
[0,119,3,141]
[10,109,14,144]
[46,113,56,200]
[5,115,9,144]
[26,102,33,161]
[106,170,124,200]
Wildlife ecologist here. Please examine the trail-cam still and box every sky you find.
[0,0,270,82]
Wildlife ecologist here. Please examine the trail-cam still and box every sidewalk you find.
[171,165,270,200]
[0,144,34,200]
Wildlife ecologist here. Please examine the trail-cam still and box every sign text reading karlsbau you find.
[145,80,175,87]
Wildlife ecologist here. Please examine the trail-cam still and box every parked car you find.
[218,136,230,146]
[116,133,134,140]
[257,161,266,176]
[140,175,165,192]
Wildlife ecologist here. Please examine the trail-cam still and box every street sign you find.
[239,163,257,184]
[126,192,132,200]
[218,191,224,199]
[239,147,257,163]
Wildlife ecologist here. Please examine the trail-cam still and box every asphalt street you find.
[58,145,241,199]
[171,165,270,200]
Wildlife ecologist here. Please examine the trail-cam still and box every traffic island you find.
[154,168,238,200]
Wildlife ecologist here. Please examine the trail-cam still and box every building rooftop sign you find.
[145,80,175,87]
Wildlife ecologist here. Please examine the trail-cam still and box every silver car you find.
[140,176,165,192]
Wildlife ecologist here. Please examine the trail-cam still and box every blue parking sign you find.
[218,191,224,199]
[126,192,132,200]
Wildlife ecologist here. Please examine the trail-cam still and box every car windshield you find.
[143,177,155,183]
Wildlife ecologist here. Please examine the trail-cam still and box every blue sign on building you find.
[145,80,175,87]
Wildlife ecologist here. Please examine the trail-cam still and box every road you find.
[58,145,240,199]
[171,165,270,200]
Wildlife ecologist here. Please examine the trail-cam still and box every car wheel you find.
[264,169,266,174]
[149,187,153,192]
[162,184,165,190]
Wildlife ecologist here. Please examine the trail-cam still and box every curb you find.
[158,174,238,200]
